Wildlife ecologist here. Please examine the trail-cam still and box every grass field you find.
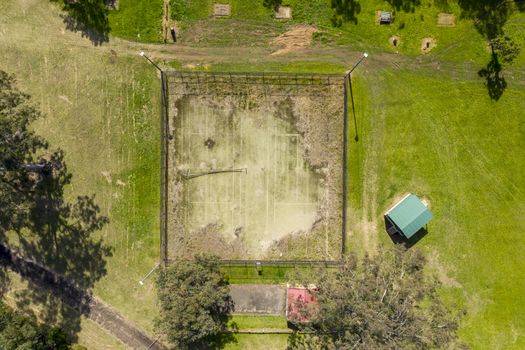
[1,0,161,345]
[346,68,525,349]
[2,0,525,349]
[108,0,163,43]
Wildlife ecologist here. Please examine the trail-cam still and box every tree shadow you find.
[263,0,282,11]
[331,0,361,26]
[197,296,237,349]
[8,150,112,342]
[0,265,8,298]
[384,216,428,248]
[386,0,421,13]
[51,0,110,46]
[478,51,507,100]
[457,0,523,39]
[1,70,111,343]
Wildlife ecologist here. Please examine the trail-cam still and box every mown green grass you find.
[230,315,288,329]
[108,0,163,43]
[348,68,525,349]
[223,265,295,284]
[225,334,289,350]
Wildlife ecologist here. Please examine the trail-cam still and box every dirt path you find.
[0,243,168,350]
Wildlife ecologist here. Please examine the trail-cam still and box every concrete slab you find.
[230,284,286,315]
[275,6,292,19]
[214,4,231,17]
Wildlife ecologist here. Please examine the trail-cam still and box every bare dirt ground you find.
[271,25,319,56]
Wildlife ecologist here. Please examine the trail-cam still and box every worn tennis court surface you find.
[164,72,345,260]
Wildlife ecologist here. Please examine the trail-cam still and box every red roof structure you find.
[286,286,319,322]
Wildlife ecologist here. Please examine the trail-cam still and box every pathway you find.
[0,243,168,350]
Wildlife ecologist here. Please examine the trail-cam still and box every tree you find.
[287,246,466,350]
[50,0,110,45]
[0,70,110,343]
[331,0,361,27]
[0,70,48,233]
[0,301,70,350]
[477,34,520,100]
[155,255,235,349]
[489,34,521,63]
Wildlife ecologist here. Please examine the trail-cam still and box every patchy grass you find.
[347,67,525,349]
[1,0,161,336]
[108,0,163,43]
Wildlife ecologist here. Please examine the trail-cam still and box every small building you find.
[384,194,432,239]
[379,11,393,24]
[286,286,318,323]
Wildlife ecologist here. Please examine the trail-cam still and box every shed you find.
[384,194,431,239]
[379,11,393,24]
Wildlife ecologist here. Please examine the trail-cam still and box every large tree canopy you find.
[0,70,110,344]
[287,246,466,350]
[155,255,235,350]
[0,71,48,233]
[0,301,70,350]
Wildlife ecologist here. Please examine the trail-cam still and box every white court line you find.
[190,201,235,204]
[274,202,318,205]
[295,134,299,202]
[265,111,270,234]
[273,116,277,228]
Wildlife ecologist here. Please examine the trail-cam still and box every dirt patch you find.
[101,171,112,184]
[214,4,231,17]
[427,251,461,288]
[389,35,400,48]
[275,6,292,19]
[437,13,455,27]
[421,37,436,53]
[271,25,319,56]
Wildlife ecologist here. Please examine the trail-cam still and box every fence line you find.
[165,70,344,87]
[160,71,169,265]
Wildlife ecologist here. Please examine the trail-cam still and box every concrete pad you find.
[214,4,231,17]
[438,13,455,27]
[230,284,286,315]
[275,6,292,19]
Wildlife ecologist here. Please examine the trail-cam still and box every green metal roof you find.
[385,194,432,239]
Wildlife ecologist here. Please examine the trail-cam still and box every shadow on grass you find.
[458,0,524,39]
[384,216,428,248]
[331,0,361,26]
[386,0,421,13]
[0,70,112,343]
[478,52,507,100]
[13,150,111,341]
[347,76,359,142]
[52,0,110,45]
[201,330,238,350]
